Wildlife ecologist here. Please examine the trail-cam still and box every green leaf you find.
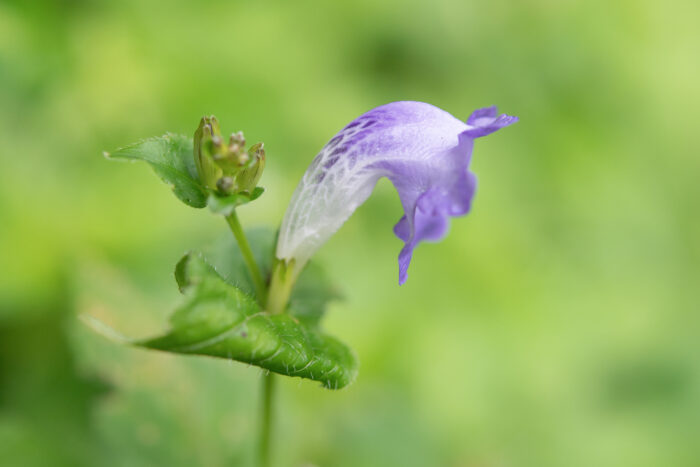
[138,253,357,389]
[206,186,265,216]
[106,134,208,208]
[202,228,340,327]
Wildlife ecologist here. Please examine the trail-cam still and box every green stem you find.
[255,257,298,465]
[223,211,288,467]
[223,212,298,467]
[266,259,296,315]
[258,372,275,467]
[224,210,266,301]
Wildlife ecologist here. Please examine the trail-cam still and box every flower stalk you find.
[224,210,267,302]
[266,259,296,314]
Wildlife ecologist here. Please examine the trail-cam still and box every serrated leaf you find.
[202,228,340,327]
[207,186,265,216]
[138,253,357,389]
[106,134,208,208]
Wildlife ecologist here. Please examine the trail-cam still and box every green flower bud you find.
[235,143,266,194]
[194,116,265,196]
[213,132,249,172]
[216,176,236,195]
[193,116,224,190]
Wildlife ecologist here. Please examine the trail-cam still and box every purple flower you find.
[276,101,517,284]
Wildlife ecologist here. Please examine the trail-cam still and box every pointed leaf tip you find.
[107,134,208,208]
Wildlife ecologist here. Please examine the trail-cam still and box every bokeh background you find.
[1,0,699,466]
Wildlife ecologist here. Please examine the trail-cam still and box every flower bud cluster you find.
[194,116,265,195]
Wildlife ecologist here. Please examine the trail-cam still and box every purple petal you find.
[464,107,519,138]
[276,101,517,283]
[393,170,477,284]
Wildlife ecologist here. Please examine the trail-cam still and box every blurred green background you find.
[1,0,699,466]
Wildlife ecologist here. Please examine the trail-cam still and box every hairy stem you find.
[258,372,275,467]
[225,210,266,301]
[223,214,297,467]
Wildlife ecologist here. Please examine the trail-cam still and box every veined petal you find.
[276,101,517,284]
